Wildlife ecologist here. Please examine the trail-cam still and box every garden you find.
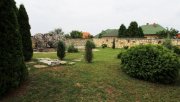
[2,46,180,102]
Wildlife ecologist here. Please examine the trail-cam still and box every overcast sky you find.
[15,0,180,35]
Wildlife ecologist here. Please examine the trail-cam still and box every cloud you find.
[15,0,180,35]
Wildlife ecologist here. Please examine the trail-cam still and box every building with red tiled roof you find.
[176,33,180,39]
[82,32,91,39]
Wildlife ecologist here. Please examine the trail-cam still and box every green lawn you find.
[3,48,180,102]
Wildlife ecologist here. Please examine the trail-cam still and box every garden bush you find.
[123,46,129,49]
[57,41,66,60]
[117,49,127,59]
[68,44,78,53]
[162,38,180,55]
[85,40,93,63]
[112,39,115,49]
[90,41,96,49]
[121,44,179,84]
[172,46,180,55]
[102,44,107,48]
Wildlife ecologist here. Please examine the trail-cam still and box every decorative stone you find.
[34,65,48,69]
[60,61,67,65]
[73,59,82,62]
[68,62,75,65]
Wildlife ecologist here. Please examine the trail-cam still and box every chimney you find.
[153,23,157,27]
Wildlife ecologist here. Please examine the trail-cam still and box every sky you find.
[15,0,180,35]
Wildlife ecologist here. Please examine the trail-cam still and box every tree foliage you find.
[85,40,93,63]
[57,41,66,60]
[118,21,144,38]
[70,30,82,38]
[118,24,126,38]
[98,30,106,38]
[18,4,33,61]
[127,21,139,37]
[0,0,28,97]
[49,28,64,35]
[157,28,179,38]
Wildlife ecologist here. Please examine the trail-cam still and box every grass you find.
[2,48,180,102]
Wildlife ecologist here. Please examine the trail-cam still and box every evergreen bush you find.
[18,4,33,61]
[121,44,179,84]
[112,39,115,49]
[57,41,66,60]
[85,40,93,63]
[90,41,96,49]
[0,0,28,97]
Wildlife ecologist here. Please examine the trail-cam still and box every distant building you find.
[141,23,165,39]
[82,32,90,39]
[176,33,180,39]
[101,29,118,38]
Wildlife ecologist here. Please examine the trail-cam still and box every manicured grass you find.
[2,48,180,102]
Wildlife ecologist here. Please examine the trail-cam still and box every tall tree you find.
[70,30,83,38]
[0,0,28,97]
[118,24,126,38]
[138,27,144,38]
[49,28,64,35]
[18,4,33,61]
[127,21,139,37]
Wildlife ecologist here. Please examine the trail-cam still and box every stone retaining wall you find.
[93,38,180,48]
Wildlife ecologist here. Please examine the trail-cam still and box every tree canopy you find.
[18,4,33,61]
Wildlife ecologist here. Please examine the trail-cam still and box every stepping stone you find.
[93,49,100,52]
[60,61,67,65]
[73,59,82,62]
[68,62,75,65]
[34,65,48,69]
[27,61,36,64]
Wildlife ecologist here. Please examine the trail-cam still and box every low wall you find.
[93,38,180,48]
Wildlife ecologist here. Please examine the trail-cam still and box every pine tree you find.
[118,24,126,38]
[57,41,66,60]
[18,4,33,61]
[85,40,93,63]
[127,21,139,37]
[138,27,144,38]
[0,0,28,97]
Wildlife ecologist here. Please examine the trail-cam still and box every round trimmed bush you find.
[102,44,107,48]
[121,44,179,84]
[68,44,78,53]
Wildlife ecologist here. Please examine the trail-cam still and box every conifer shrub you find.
[85,40,93,63]
[0,0,28,97]
[68,44,78,53]
[90,41,96,49]
[112,39,115,49]
[18,4,33,61]
[57,41,66,60]
[121,44,179,84]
